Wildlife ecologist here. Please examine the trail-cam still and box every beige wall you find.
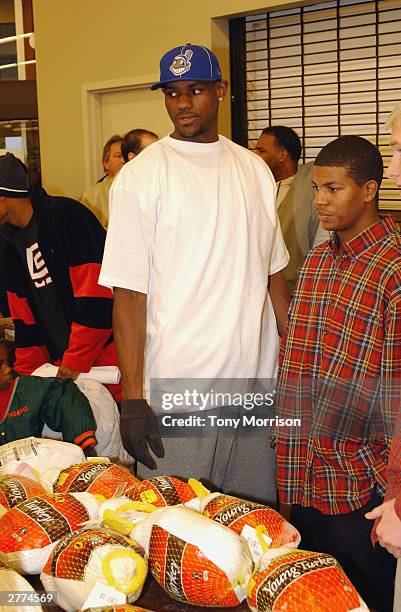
[33,0,309,198]
[0,0,14,23]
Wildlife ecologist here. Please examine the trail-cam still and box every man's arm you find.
[113,287,163,469]
[58,204,113,378]
[268,271,290,337]
[113,287,146,399]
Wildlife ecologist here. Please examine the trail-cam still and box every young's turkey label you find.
[206,496,263,525]
[56,463,112,492]
[149,524,240,607]
[0,475,45,511]
[248,549,363,612]
[16,495,72,542]
[54,462,138,497]
[203,494,300,547]
[125,476,194,507]
[0,476,27,507]
[0,493,91,554]
[163,529,186,601]
[45,528,143,580]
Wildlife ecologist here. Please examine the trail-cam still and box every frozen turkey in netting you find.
[0,492,101,574]
[41,527,147,612]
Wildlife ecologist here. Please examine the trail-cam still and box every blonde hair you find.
[385,102,401,130]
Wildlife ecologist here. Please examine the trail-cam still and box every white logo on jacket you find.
[26,242,53,288]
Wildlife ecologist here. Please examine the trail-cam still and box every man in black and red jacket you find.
[0,153,121,402]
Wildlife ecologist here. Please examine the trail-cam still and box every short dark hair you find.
[102,135,122,163]
[314,135,383,190]
[121,129,158,162]
[261,125,302,162]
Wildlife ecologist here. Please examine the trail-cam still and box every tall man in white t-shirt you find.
[100,44,290,503]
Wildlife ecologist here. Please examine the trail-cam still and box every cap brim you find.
[0,188,29,198]
[151,77,220,91]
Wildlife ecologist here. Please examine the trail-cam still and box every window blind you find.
[245,0,401,210]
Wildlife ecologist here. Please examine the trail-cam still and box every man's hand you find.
[366,498,401,557]
[120,399,164,470]
[57,365,80,380]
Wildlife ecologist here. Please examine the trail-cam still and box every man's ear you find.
[365,179,379,202]
[216,80,228,102]
[279,148,288,163]
[127,152,136,161]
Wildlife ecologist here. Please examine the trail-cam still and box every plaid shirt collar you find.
[329,216,396,261]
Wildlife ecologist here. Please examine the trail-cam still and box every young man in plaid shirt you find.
[276,135,401,611]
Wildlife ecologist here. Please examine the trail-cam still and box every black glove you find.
[120,399,164,469]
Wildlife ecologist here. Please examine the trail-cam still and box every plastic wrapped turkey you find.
[78,607,154,612]
[0,474,46,516]
[129,505,253,607]
[0,568,44,612]
[247,547,369,612]
[41,527,147,612]
[200,493,300,561]
[0,492,101,574]
[53,461,139,498]
[0,437,85,491]
[124,476,204,510]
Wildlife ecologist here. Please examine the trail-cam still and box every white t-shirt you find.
[100,135,289,397]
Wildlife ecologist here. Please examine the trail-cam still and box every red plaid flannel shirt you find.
[277,217,401,515]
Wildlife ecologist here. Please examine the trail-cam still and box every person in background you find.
[121,129,158,163]
[276,135,400,611]
[365,101,401,611]
[0,153,121,402]
[255,126,328,295]
[100,44,289,504]
[0,338,96,454]
[81,135,123,228]
[0,235,9,317]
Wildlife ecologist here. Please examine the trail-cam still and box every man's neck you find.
[276,165,298,182]
[336,210,381,246]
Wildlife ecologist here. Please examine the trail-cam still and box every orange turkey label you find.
[152,526,186,601]
[134,477,182,506]
[206,495,264,524]
[0,476,27,507]
[256,551,345,612]
[48,528,132,580]
[56,463,111,493]
[149,525,239,607]
[16,495,74,542]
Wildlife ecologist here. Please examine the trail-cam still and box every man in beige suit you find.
[255,126,328,295]
[81,135,124,229]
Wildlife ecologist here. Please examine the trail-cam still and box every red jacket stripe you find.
[14,345,50,375]
[69,263,112,299]
[7,292,36,325]
[61,321,111,373]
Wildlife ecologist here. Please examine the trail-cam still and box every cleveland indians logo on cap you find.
[169,49,193,77]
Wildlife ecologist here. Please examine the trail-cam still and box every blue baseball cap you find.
[151,43,222,90]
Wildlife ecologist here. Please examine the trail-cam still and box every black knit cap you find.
[0,152,29,198]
